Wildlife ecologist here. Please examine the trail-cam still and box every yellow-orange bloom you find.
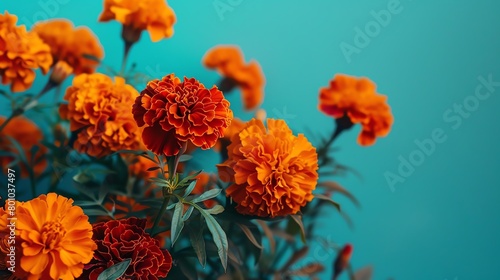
[59,73,141,158]
[318,74,393,146]
[99,0,176,42]
[203,45,265,111]
[33,19,104,75]
[217,119,318,218]
[0,116,47,178]
[0,12,52,92]
[14,193,96,279]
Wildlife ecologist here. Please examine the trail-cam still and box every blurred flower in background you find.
[0,12,52,92]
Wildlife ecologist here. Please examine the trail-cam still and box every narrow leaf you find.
[183,180,197,198]
[314,193,341,211]
[199,208,228,271]
[237,223,263,249]
[191,188,222,203]
[171,201,185,245]
[280,246,309,272]
[188,223,206,267]
[97,258,131,280]
[183,205,194,221]
[318,181,359,207]
[290,214,307,243]
[257,220,275,253]
[206,205,224,215]
[289,263,324,276]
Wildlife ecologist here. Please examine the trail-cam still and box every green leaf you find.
[206,205,224,215]
[73,172,93,184]
[237,223,263,249]
[314,193,341,212]
[183,180,197,198]
[183,205,194,221]
[97,258,131,280]
[191,188,222,203]
[83,208,111,217]
[290,214,307,243]
[318,181,359,207]
[179,154,193,162]
[198,207,228,271]
[280,246,309,272]
[188,223,206,267]
[171,201,185,246]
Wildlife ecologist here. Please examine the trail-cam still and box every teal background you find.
[2,0,500,279]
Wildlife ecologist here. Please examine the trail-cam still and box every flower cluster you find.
[319,74,393,145]
[0,12,52,92]
[132,73,233,156]
[204,45,265,110]
[60,73,141,158]
[218,118,319,217]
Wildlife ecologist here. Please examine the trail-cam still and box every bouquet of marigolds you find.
[0,1,393,279]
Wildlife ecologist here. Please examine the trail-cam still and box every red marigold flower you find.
[318,74,393,146]
[203,45,265,111]
[80,217,172,279]
[217,119,318,218]
[133,73,233,156]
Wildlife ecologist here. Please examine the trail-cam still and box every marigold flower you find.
[60,73,141,158]
[318,74,393,146]
[0,116,47,178]
[81,217,172,279]
[0,12,52,92]
[0,206,12,271]
[32,19,104,75]
[217,119,318,218]
[133,73,233,156]
[203,45,265,110]
[13,193,96,280]
[99,0,176,43]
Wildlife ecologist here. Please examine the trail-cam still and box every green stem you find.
[151,195,171,237]
[0,80,55,133]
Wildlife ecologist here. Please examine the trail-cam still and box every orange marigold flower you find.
[132,73,233,156]
[99,0,176,43]
[0,116,47,178]
[14,193,96,279]
[203,45,265,111]
[217,119,318,218]
[0,12,52,92]
[32,19,104,75]
[60,73,141,158]
[318,74,393,146]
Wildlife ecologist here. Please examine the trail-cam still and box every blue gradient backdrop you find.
[2,1,499,279]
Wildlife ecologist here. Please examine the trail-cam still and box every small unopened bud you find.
[50,60,73,85]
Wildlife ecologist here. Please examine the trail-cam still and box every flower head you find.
[203,45,265,110]
[59,73,141,158]
[99,0,176,43]
[217,119,318,218]
[318,74,393,146]
[32,19,103,75]
[13,193,96,279]
[0,12,52,92]
[0,116,47,178]
[81,217,172,279]
[133,73,233,156]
